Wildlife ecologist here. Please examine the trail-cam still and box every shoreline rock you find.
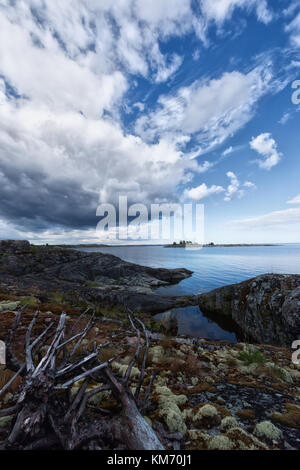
[0,240,193,314]
[198,274,300,346]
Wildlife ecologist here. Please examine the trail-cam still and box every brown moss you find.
[227,376,294,394]
[0,367,22,394]
[226,428,268,450]
[236,409,256,421]
[226,356,238,367]
[271,403,300,428]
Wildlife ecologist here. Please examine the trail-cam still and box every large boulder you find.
[198,274,300,346]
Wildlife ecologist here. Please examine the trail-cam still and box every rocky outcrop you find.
[0,240,30,254]
[198,274,300,346]
[0,241,193,313]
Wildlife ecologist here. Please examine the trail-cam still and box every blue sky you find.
[0,0,300,244]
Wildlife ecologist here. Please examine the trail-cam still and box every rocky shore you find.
[0,240,194,314]
[198,274,300,347]
[0,240,299,450]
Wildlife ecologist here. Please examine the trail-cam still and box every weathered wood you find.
[0,307,164,450]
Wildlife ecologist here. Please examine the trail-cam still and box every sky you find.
[0,0,300,244]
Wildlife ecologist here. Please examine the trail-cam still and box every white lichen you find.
[254,421,282,442]
[208,435,234,450]
[221,416,238,432]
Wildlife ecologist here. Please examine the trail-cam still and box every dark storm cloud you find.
[0,162,99,232]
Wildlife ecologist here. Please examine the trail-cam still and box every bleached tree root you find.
[0,307,164,450]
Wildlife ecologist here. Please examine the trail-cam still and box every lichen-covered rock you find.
[198,274,300,346]
[254,421,283,442]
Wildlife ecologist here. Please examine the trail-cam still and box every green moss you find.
[238,348,267,366]
[146,320,165,334]
[96,305,127,321]
[85,281,104,287]
[50,292,65,304]
[20,297,38,307]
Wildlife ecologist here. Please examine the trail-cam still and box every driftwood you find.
[0,307,164,450]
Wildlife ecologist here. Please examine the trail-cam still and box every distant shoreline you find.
[164,243,280,248]
[52,243,281,249]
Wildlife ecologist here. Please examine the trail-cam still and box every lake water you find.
[79,244,300,342]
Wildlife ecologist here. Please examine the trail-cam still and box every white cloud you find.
[287,194,300,205]
[250,133,282,170]
[184,171,255,202]
[153,53,183,83]
[184,183,224,201]
[135,66,274,154]
[230,207,300,229]
[133,102,145,112]
[200,0,273,26]
[243,181,256,189]
[285,12,300,47]
[196,161,214,173]
[224,171,242,201]
[279,112,291,125]
[222,146,233,156]
[224,172,255,201]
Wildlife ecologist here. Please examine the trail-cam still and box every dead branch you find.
[0,305,164,450]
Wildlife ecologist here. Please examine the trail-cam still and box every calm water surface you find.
[80,244,300,341]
